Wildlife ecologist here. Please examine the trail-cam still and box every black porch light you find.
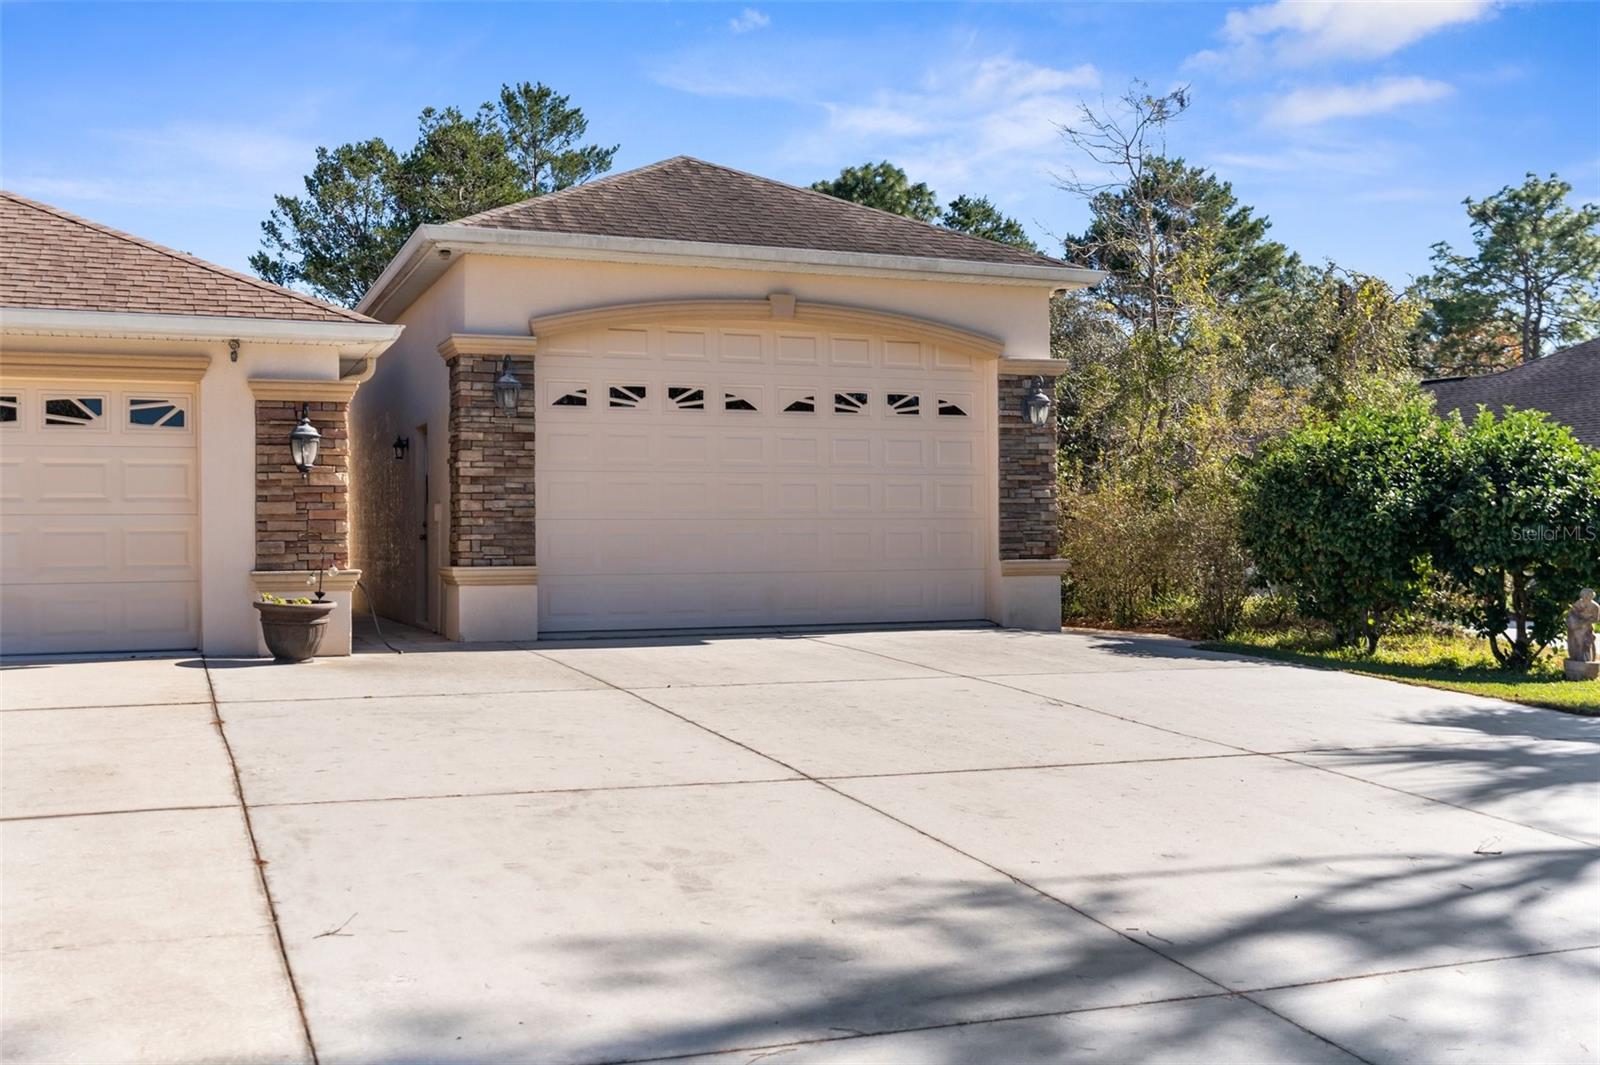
[392,435,410,460]
[493,356,523,415]
[289,403,321,478]
[1022,376,1053,428]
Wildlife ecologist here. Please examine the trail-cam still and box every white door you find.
[0,384,200,654]
[535,321,990,632]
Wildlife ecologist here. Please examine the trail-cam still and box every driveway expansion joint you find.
[200,657,321,1065]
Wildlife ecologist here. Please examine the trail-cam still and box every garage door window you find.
[0,395,16,423]
[887,392,921,416]
[608,384,647,409]
[127,397,188,429]
[833,391,868,414]
[667,386,706,411]
[43,395,104,428]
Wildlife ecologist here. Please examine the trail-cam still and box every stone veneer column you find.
[437,335,541,642]
[997,372,1060,559]
[996,365,1069,630]
[446,352,538,566]
[255,397,350,570]
[249,382,360,655]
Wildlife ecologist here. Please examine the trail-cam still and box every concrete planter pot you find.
[253,599,336,663]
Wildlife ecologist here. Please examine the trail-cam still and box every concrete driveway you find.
[3,625,1597,1064]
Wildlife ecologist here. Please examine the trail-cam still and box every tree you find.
[810,161,938,222]
[1419,173,1600,367]
[940,195,1037,250]
[1436,409,1600,670]
[254,82,616,306]
[250,139,407,307]
[1240,400,1453,653]
[496,81,618,194]
[396,105,524,227]
[1255,263,1421,414]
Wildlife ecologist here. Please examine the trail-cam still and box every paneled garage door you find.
[0,384,200,654]
[536,321,990,632]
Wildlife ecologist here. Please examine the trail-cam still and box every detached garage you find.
[351,157,1096,641]
[0,191,401,656]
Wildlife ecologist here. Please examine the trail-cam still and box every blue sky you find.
[4,1,1596,288]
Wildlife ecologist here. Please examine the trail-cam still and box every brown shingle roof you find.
[1423,339,1600,447]
[451,156,1071,269]
[0,191,372,323]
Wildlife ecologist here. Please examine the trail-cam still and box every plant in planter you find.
[254,570,337,662]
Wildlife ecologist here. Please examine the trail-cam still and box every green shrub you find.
[1060,479,1180,628]
[1173,466,1250,638]
[1060,469,1250,638]
[1436,409,1600,670]
[1240,399,1454,653]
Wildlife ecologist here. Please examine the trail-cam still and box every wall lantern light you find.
[1022,376,1053,428]
[289,403,321,478]
[493,356,523,415]
[392,435,410,461]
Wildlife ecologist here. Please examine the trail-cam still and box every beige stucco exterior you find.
[351,250,1067,637]
[1,325,395,656]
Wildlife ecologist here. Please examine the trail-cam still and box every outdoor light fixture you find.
[493,355,523,415]
[289,403,321,478]
[393,435,410,461]
[1022,376,1053,428]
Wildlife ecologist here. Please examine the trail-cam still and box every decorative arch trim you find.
[527,295,1005,360]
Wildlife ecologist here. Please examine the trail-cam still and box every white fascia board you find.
[357,224,1106,320]
[0,307,404,356]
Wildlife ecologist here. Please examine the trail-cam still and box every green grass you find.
[1199,629,1600,715]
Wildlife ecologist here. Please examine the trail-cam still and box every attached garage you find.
[533,311,991,633]
[0,191,402,657]
[0,382,198,653]
[352,157,1097,642]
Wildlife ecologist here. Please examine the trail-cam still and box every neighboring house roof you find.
[1422,338,1600,447]
[451,156,1071,269]
[0,190,372,324]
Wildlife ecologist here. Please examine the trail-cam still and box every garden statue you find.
[1566,589,1600,681]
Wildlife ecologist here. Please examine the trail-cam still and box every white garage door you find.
[0,384,200,654]
[536,321,990,632]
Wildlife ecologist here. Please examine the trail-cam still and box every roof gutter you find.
[358,224,1105,321]
[0,307,404,358]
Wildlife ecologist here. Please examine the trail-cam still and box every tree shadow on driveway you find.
[303,841,1598,1065]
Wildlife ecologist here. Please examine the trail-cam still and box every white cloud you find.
[10,122,314,213]
[728,8,770,34]
[1189,0,1497,70]
[1264,75,1454,127]
[790,55,1100,198]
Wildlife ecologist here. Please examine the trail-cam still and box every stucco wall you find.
[349,260,466,628]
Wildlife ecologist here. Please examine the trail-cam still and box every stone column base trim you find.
[440,567,539,642]
[997,573,1064,631]
[1000,558,1070,577]
[248,569,362,657]
[439,565,539,587]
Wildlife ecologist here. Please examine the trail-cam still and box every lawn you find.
[1200,630,1600,715]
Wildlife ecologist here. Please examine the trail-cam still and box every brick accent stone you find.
[447,354,537,566]
[255,399,350,571]
[998,374,1059,560]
